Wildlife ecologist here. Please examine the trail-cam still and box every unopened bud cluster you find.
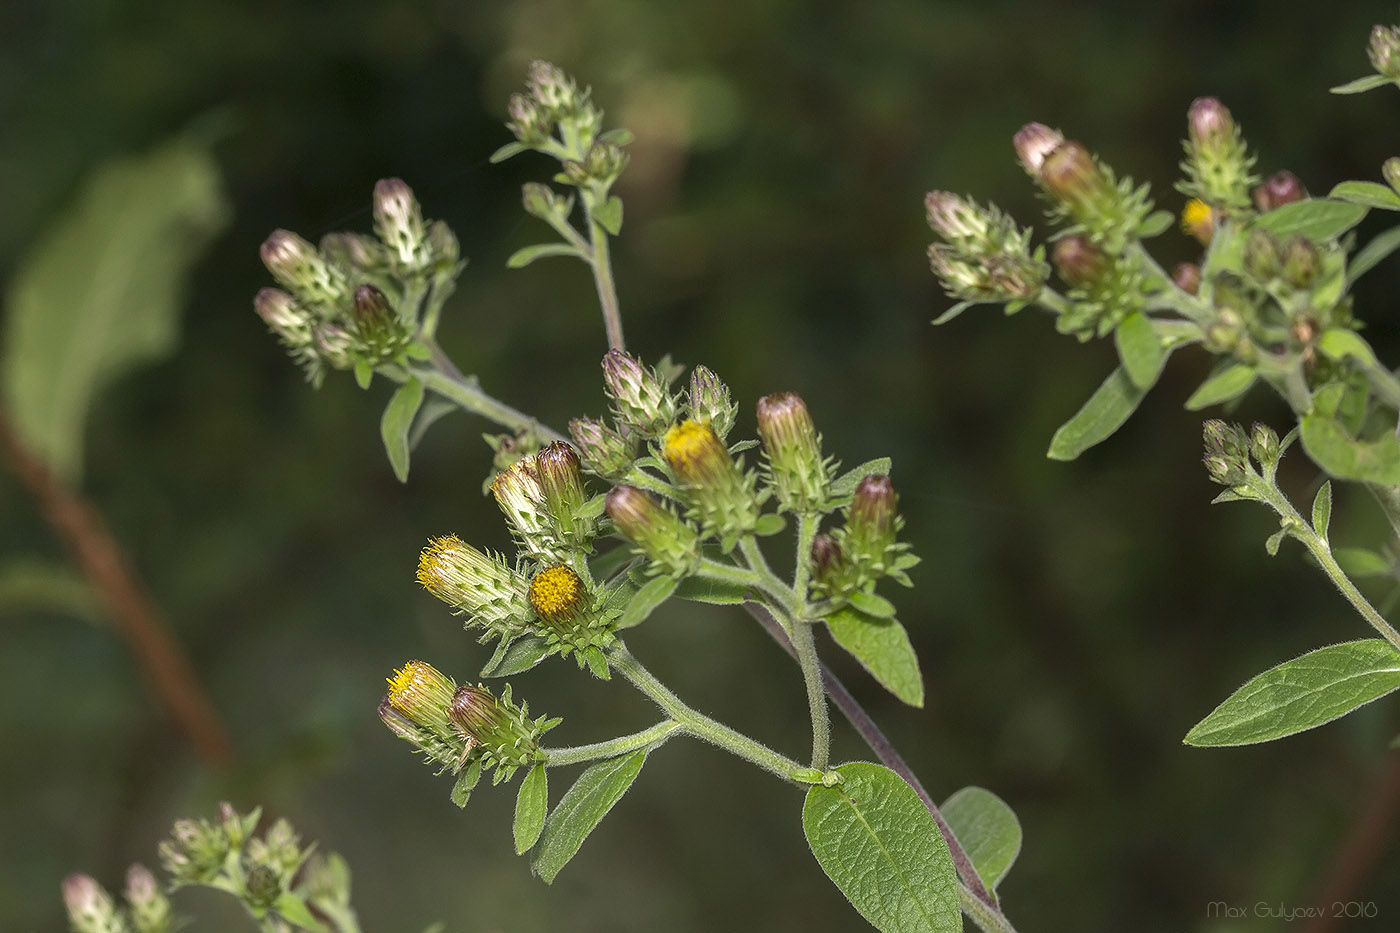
[925,191,1048,303]
[1202,420,1280,489]
[62,867,173,933]
[811,475,919,601]
[1177,97,1259,215]
[254,177,462,385]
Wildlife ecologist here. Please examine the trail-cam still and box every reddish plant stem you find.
[0,405,232,766]
[742,600,997,911]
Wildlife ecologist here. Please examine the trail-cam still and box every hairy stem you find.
[788,618,831,770]
[543,720,682,766]
[413,368,564,442]
[585,207,625,351]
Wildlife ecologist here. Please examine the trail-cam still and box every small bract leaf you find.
[593,197,624,236]
[1046,368,1146,461]
[1114,312,1167,390]
[941,786,1023,897]
[753,513,788,536]
[1184,362,1255,411]
[532,750,647,883]
[1137,210,1175,238]
[932,300,984,326]
[380,378,425,483]
[1329,181,1400,211]
[826,608,923,707]
[803,762,961,933]
[480,635,552,678]
[1330,75,1394,94]
[506,243,584,269]
[1252,199,1368,241]
[514,764,548,854]
[273,893,320,929]
[846,590,897,619]
[673,575,751,604]
[1316,329,1379,368]
[1264,528,1286,557]
[1185,639,1400,746]
[830,458,893,500]
[617,575,677,629]
[490,141,529,163]
[1312,481,1333,538]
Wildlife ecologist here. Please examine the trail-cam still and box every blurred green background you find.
[5,1,1400,930]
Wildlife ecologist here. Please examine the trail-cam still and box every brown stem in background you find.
[1301,749,1400,933]
[0,405,232,766]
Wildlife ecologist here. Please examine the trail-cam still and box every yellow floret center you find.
[387,660,431,707]
[528,565,585,622]
[663,419,719,471]
[1180,198,1213,243]
[416,535,464,591]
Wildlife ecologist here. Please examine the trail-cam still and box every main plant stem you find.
[586,211,625,351]
[544,720,682,766]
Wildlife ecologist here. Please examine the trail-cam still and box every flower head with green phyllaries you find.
[605,483,702,577]
[757,391,834,514]
[663,418,761,545]
[416,535,530,639]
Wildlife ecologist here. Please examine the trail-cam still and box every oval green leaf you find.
[1184,362,1255,411]
[803,762,961,933]
[514,764,548,854]
[940,786,1022,897]
[532,750,648,883]
[1329,180,1400,211]
[673,575,751,604]
[1311,481,1333,538]
[826,608,923,707]
[1114,312,1167,390]
[506,243,584,269]
[1315,329,1379,368]
[480,635,552,678]
[1300,414,1400,485]
[1046,367,1146,461]
[1252,199,1369,241]
[830,458,894,500]
[380,378,425,482]
[617,575,677,629]
[1185,639,1400,746]
[1333,547,1392,578]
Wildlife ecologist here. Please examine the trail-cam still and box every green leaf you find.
[1334,547,1392,578]
[409,396,458,451]
[506,243,584,268]
[598,128,636,146]
[1046,368,1146,461]
[490,141,529,163]
[589,545,637,583]
[1252,199,1369,241]
[1312,481,1333,538]
[380,378,425,483]
[1114,312,1167,390]
[1330,74,1394,94]
[273,893,320,930]
[931,300,984,325]
[0,561,102,624]
[1315,329,1379,369]
[753,513,787,536]
[514,764,548,854]
[532,750,647,883]
[1328,181,1400,211]
[451,757,483,807]
[1185,640,1400,746]
[1264,528,1287,556]
[1348,225,1400,284]
[1137,210,1174,238]
[0,139,229,482]
[1300,414,1400,485]
[617,575,677,629]
[353,359,373,389]
[1184,362,1255,411]
[830,458,893,499]
[480,635,552,678]
[673,575,751,604]
[826,608,924,707]
[803,762,960,933]
[592,197,624,236]
[940,786,1022,897]
[846,590,897,618]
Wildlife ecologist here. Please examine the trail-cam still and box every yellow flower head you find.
[663,418,728,484]
[528,564,586,624]
[385,659,457,733]
[1181,198,1214,246]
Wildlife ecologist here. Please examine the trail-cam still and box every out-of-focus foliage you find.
[4,2,1399,931]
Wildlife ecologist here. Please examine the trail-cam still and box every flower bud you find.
[313,323,354,370]
[1014,123,1064,177]
[351,284,407,361]
[489,460,552,559]
[689,365,737,439]
[1250,422,1281,470]
[925,191,991,245]
[320,231,387,271]
[536,442,593,548]
[1038,141,1110,205]
[373,178,430,273]
[583,141,629,186]
[605,484,702,576]
[1202,419,1250,486]
[527,564,588,628]
[426,220,460,268]
[451,685,520,748]
[929,245,1044,302]
[809,533,848,595]
[1172,262,1202,295]
[260,229,348,309]
[847,475,900,560]
[1385,157,1400,195]
[62,875,123,933]
[507,92,550,145]
[522,182,561,219]
[385,660,458,739]
[416,535,531,635]
[1180,198,1214,246]
[663,419,760,542]
[254,288,314,346]
[124,864,171,933]
[1187,97,1234,152]
[159,816,228,884]
[602,349,677,435]
[757,392,830,513]
[1243,229,1282,281]
[1051,235,1108,288]
[568,416,636,479]
[527,60,578,116]
[1178,97,1257,214]
[244,865,281,910]
[1252,171,1307,213]
[1370,25,1400,79]
[449,683,549,776]
[1281,234,1321,289]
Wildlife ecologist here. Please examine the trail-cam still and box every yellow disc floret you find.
[663,418,726,483]
[1180,198,1214,246]
[385,659,456,732]
[528,564,586,624]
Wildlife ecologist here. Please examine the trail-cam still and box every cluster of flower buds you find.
[756,392,835,514]
[62,866,172,933]
[1370,25,1400,79]
[1243,229,1322,291]
[1177,97,1259,215]
[924,190,1048,303]
[1015,123,1155,255]
[1049,234,1149,339]
[380,661,555,793]
[1202,420,1281,488]
[810,475,918,601]
[255,178,463,385]
[501,61,632,196]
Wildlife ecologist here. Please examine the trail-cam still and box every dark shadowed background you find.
[4,2,1400,930]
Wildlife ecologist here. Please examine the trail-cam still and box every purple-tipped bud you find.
[605,484,702,576]
[508,92,549,144]
[1252,171,1307,213]
[522,182,560,218]
[535,441,592,546]
[320,231,386,271]
[1243,230,1282,281]
[1281,234,1321,289]
[1370,25,1400,79]
[352,283,392,325]
[1250,423,1281,469]
[313,324,354,369]
[125,863,172,931]
[849,475,899,556]
[1172,262,1202,296]
[448,683,545,771]
[62,874,117,933]
[757,392,829,513]
[449,684,515,745]
[1202,419,1250,486]
[1187,97,1234,150]
[1014,123,1065,177]
[602,349,676,434]
[373,178,429,271]
[527,60,577,114]
[254,288,312,341]
[1051,235,1108,288]
[925,190,992,245]
[426,220,460,266]
[568,416,636,479]
[689,365,737,438]
[1039,141,1106,204]
[260,229,317,282]
[810,533,845,586]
